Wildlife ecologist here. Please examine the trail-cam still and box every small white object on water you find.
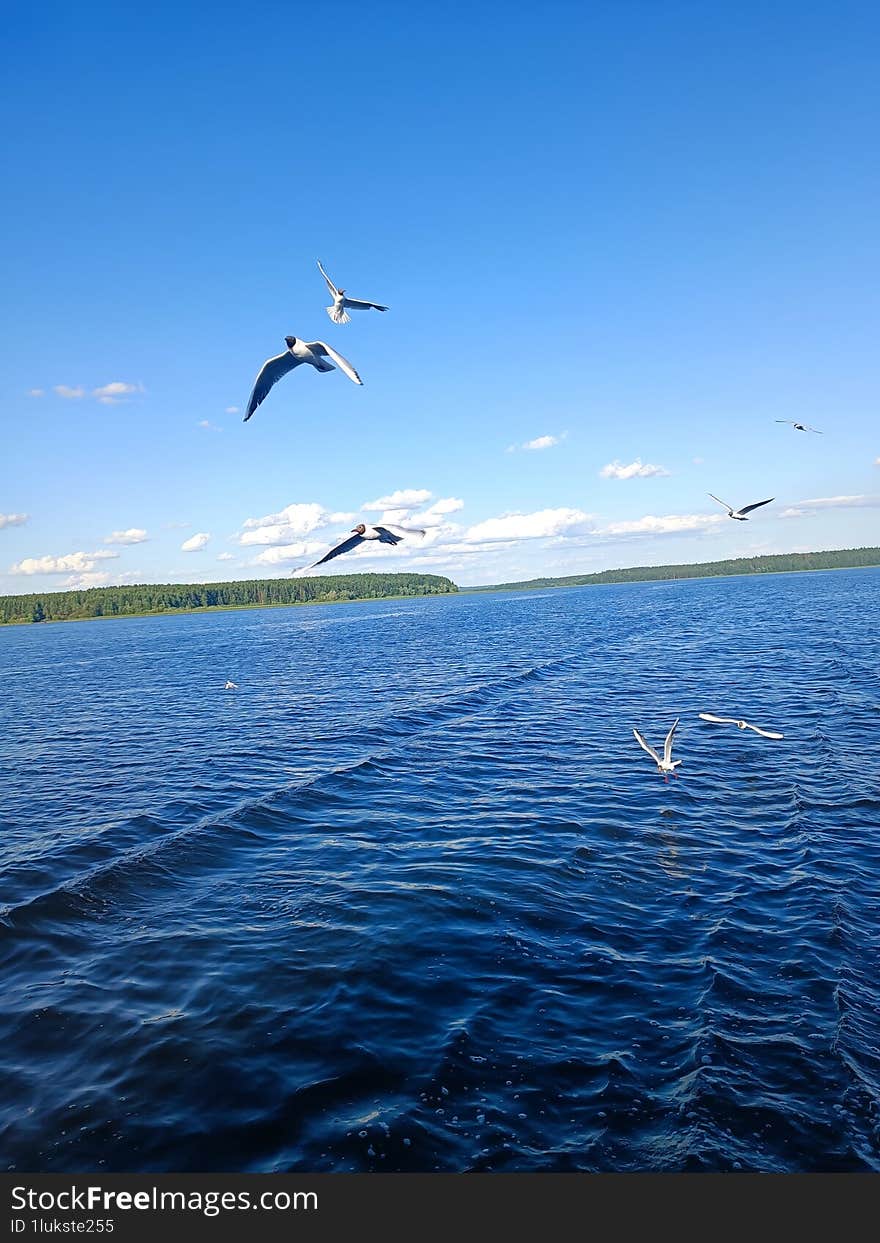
[224,681,238,690]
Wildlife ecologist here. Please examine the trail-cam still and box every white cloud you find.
[104,528,148,545]
[181,532,211,552]
[53,385,85,400]
[27,389,45,398]
[64,571,113,589]
[600,458,670,480]
[0,512,29,529]
[198,419,222,432]
[363,488,432,511]
[465,508,593,543]
[216,552,234,561]
[874,458,880,467]
[10,550,118,575]
[164,521,190,530]
[252,542,326,567]
[239,502,331,546]
[507,433,566,453]
[693,457,705,466]
[224,406,239,415]
[779,494,880,518]
[92,382,144,405]
[598,512,724,537]
[412,497,465,527]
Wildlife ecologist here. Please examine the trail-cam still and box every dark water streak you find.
[1,570,878,1171]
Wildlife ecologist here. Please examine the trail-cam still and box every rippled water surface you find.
[1,570,879,1171]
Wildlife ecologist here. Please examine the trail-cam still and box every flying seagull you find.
[317,260,388,325]
[698,713,783,739]
[309,523,425,569]
[224,680,238,690]
[243,336,362,422]
[633,718,681,779]
[708,493,774,521]
[775,420,822,434]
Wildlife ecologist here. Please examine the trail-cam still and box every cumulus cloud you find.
[224,406,239,415]
[198,419,222,432]
[239,502,333,546]
[363,488,432,511]
[465,508,593,543]
[598,513,724,537]
[92,382,144,405]
[779,494,880,519]
[53,385,85,399]
[27,389,45,398]
[252,542,326,567]
[181,532,211,552]
[10,549,118,576]
[600,458,670,480]
[411,497,465,527]
[104,528,148,545]
[216,552,234,562]
[874,458,880,467]
[0,512,29,529]
[64,571,113,589]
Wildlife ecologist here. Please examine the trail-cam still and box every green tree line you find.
[0,573,458,625]
[474,546,880,592]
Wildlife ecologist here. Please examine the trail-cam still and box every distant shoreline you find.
[468,547,880,594]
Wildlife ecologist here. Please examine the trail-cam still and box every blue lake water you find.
[1,570,878,1172]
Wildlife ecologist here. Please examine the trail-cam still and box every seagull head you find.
[284,336,297,348]
[338,289,345,296]
[351,523,367,535]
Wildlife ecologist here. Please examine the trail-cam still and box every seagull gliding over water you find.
[243,336,362,422]
[633,718,681,779]
[309,523,425,569]
[698,713,784,739]
[707,493,775,521]
[317,260,388,325]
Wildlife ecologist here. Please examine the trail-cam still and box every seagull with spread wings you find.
[707,493,775,521]
[309,522,425,569]
[775,420,822,434]
[243,336,362,422]
[317,260,388,325]
[633,718,681,779]
[698,713,784,739]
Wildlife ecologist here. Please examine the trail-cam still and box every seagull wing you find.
[305,341,363,385]
[310,531,365,568]
[775,420,796,426]
[316,260,339,298]
[738,497,774,515]
[633,729,661,765]
[803,425,822,433]
[744,723,785,739]
[698,713,738,724]
[708,493,733,511]
[243,351,302,421]
[341,297,389,312]
[663,717,679,764]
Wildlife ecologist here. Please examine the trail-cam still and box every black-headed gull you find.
[775,420,822,434]
[317,260,388,325]
[633,718,681,778]
[698,713,783,739]
[243,336,362,422]
[224,680,238,690]
[309,523,425,569]
[708,493,774,521]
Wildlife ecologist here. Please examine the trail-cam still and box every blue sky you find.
[2,1,878,590]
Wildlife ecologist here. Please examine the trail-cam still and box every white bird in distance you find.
[708,493,775,521]
[775,420,822,434]
[698,713,783,739]
[308,523,425,569]
[633,718,681,779]
[243,336,362,421]
[317,260,388,325]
